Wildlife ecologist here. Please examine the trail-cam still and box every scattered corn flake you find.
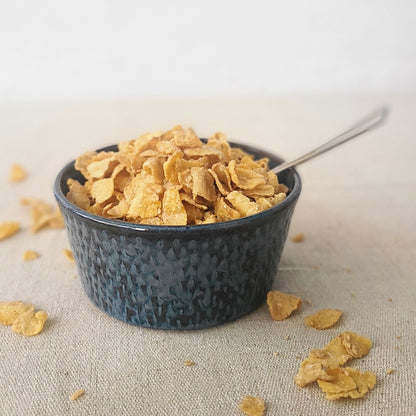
[0,301,34,325]
[395,335,402,339]
[291,233,304,243]
[68,126,288,225]
[317,367,376,400]
[267,290,302,321]
[70,389,85,401]
[22,250,40,261]
[304,309,343,330]
[238,396,266,416]
[63,249,75,262]
[11,310,48,336]
[387,298,392,302]
[21,199,64,232]
[9,164,27,182]
[295,331,372,387]
[0,221,20,241]
[184,360,195,367]
[386,368,395,374]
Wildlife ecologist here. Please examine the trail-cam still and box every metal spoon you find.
[272,107,389,175]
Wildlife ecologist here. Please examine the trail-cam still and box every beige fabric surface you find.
[1,96,415,415]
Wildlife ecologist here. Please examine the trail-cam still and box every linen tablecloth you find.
[1,96,415,415]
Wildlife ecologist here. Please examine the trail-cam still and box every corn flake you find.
[162,188,187,225]
[304,309,343,329]
[67,179,90,210]
[0,221,20,241]
[63,248,75,262]
[238,396,266,416]
[0,301,34,325]
[9,164,27,182]
[23,250,40,261]
[317,367,376,400]
[295,331,373,387]
[11,310,48,336]
[21,199,64,232]
[266,290,302,321]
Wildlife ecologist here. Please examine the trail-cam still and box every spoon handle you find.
[272,107,389,175]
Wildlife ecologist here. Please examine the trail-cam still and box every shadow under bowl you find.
[54,142,301,330]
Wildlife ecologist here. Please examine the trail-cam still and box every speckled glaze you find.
[54,142,301,330]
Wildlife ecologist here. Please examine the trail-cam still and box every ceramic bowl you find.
[54,142,301,330]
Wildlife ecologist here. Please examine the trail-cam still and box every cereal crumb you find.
[267,291,301,321]
[304,309,343,330]
[395,335,402,339]
[291,233,304,243]
[184,360,195,367]
[285,336,291,341]
[238,396,266,416]
[22,250,40,261]
[70,275,77,279]
[350,292,356,297]
[344,268,352,274]
[295,355,302,360]
[63,249,75,262]
[0,221,20,241]
[386,368,395,374]
[273,351,279,356]
[9,164,27,182]
[387,298,392,302]
[70,389,85,401]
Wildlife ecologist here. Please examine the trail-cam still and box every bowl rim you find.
[54,141,302,233]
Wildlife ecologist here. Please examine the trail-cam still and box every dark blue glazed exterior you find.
[54,142,301,330]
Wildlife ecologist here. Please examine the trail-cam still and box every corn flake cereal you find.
[63,249,75,262]
[0,221,20,241]
[304,309,343,329]
[267,290,302,321]
[317,367,376,400]
[9,164,27,182]
[238,396,266,416]
[295,331,372,387]
[67,126,288,225]
[11,310,48,336]
[20,198,64,232]
[23,250,40,261]
[291,233,304,243]
[0,301,34,325]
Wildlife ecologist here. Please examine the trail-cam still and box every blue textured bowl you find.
[54,142,301,330]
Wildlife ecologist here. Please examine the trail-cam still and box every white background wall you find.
[1,0,415,99]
